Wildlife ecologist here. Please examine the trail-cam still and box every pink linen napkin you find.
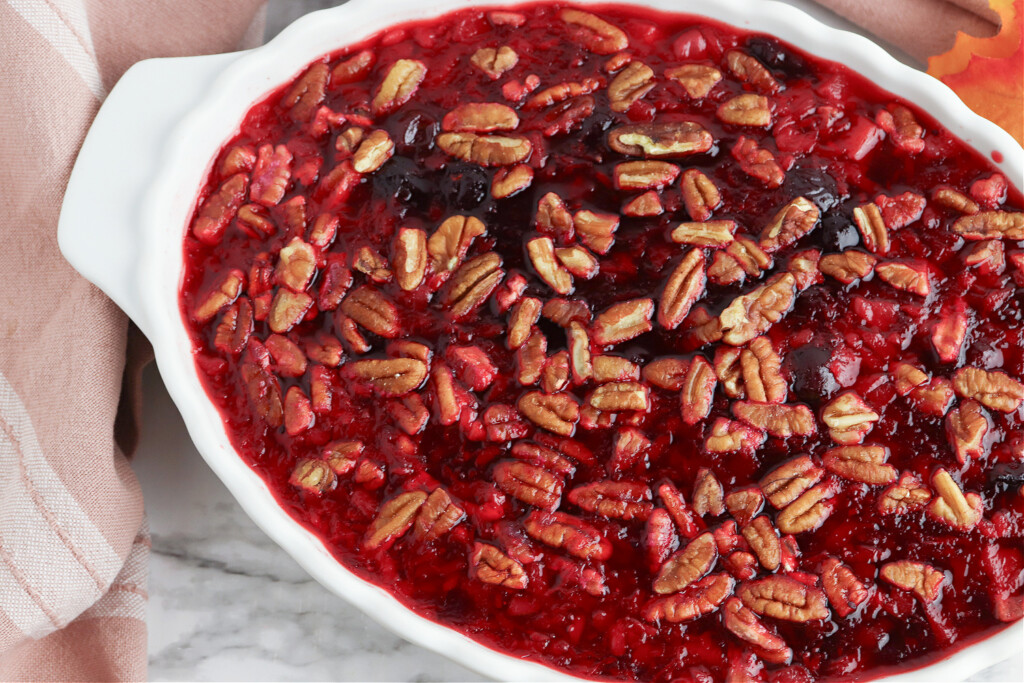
[0,1,1004,681]
[0,1,263,680]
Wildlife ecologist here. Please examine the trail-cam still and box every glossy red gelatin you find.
[180,4,1024,681]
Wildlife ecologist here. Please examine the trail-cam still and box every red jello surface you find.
[179,4,1024,681]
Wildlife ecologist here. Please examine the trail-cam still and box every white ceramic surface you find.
[58,0,1023,680]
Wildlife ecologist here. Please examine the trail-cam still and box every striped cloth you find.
[0,0,1001,680]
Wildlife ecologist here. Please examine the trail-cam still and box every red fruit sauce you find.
[180,4,1024,681]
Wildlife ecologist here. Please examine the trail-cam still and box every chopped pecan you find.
[518,391,579,435]
[507,297,542,350]
[952,366,1024,413]
[658,482,702,539]
[717,94,772,127]
[681,356,716,425]
[428,215,486,273]
[643,357,691,391]
[442,102,519,132]
[946,400,989,463]
[559,8,629,54]
[250,144,292,207]
[193,269,245,323]
[725,489,764,527]
[592,355,640,383]
[524,510,612,560]
[267,289,313,334]
[951,211,1023,240]
[608,61,655,112]
[622,190,664,217]
[910,378,956,417]
[556,246,599,279]
[240,362,283,427]
[738,574,829,622]
[567,321,594,384]
[440,252,504,319]
[352,129,394,173]
[214,298,253,356]
[818,250,877,283]
[193,174,248,244]
[389,393,429,435]
[670,221,736,248]
[436,132,532,166]
[541,351,570,394]
[725,49,780,93]
[528,237,574,294]
[742,516,781,571]
[823,445,896,485]
[692,468,725,517]
[933,186,980,215]
[760,197,820,253]
[323,440,362,475]
[484,403,529,442]
[760,456,824,509]
[412,488,465,541]
[614,161,681,190]
[289,459,335,494]
[220,145,255,176]
[705,417,765,454]
[732,135,784,187]
[853,203,889,255]
[574,210,620,254]
[364,490,428,550]
[569,481,653,520]
[525,78,602,110]
[880,561,944,603]
[275,238,316,291]
[646,573,734,623]
[722,598,792,662]
[714,347,745,399]
[608,122,713,158]
[878,472,932,515]
[928,468,983,529]
[665,64,722,99]
[963,240,1006,275]
[733,401,816,438]
[353,245,392,283]
[236,204,274,238]
[516,331,547,385]
[470,45,518,79]
[392,227,427,291]
[659,249,706,330]
[709,236,773,286]
[543,298,592,327]
[740,337,786,404]
[821,557,869,617]
[586,381,650,412]
[892,362,928,396]
[491,164,534,199]
[776,481,836,534]
[680,169,721,221]
[265,334,306,377]
[341,286,399,338]
[471,542,527,589]
[536,192,575,241]
[493,460,563,510]
[876,104,925,154]
[331,49,375,84]
[348,358,427,397]
[875,260,931,296]
[372,59,427,116]
[592,298,654,345]
[654,532,718,594]
[719,273,797,346]
[821,391,879,445]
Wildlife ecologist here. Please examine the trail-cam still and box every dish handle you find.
[57,52,242,339]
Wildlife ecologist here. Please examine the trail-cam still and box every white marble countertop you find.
[138,1,1023,680]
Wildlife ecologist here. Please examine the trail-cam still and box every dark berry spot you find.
[818,210,861,253]
[784,166,841,212]
[372,156,433,212]
[442,163,490,210]
[745,36,809,80]
[786,340,840,405]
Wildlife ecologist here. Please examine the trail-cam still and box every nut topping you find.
[364,490,428,550]
[853,203,889,255]
[267,289,313,334]
[742,516,781,571]
[823,446,896,485]
[592,355,640,383]
[341,285,399,338]
[349,358,428,397]
[933,186,980,215]
[372,59,427,115]
[608,122,714,158]
[518,391,580,436]
[680,169,721,221]
[692,468,725,517]
[528,237,574,294]
[614,161,681,191]
[524,510,612,560]
[574,210,620,254]
[559,8,629,54]
[592,298,654,345]
[927,468,983,529]
[470,46,518,79]
[413,488,466,541]
[193,174,248,244]
[759,197,820,253]
[428,215,486,273]
[818,251,877,283]
[289,458,335,494]
[776,482,836,534]
[654,532,718,594]
[680,356,716,425]
[738,575,829,622]
[658,249,706,330]
[392,227,428,291]
[951,211,1024,240]
[723,598,792,663]
[440,252,504,319]
[471,542,527,589]
[821,391,879,445]
[250,144,292,207]
[645,573,735,623]
[705,417,766,454]
[665,64,722,98]
[670,221,736,248]
[875,260,931,296]
[719,273,797,345]
[623,191,663,217]
[945,400,990,463]
[507,297,542,350]
[880,561,945,603]
[491,164,534,199]
[643,358,691,391]
[193,269,245,323]
[724,49,781,93]
[760,456,824,509]
[952,367,1024,413]
[442,102,520,132]
[708,236,773,285]
[569,481,653,520]
[586,382,650,412]
[740,337,786,404]
[608,61,655,112]
[717,94,772,127]
[876,104,925,153]
[352,129,395,173]
[821,557,869,617]
[493,460,563,510]
[436,132,532,166]
[733,401,816,438]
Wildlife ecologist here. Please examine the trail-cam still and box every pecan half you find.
[214,298,253,356]
[853,203,889,255]
[608,122,714,158]
[880,561,944,603]
[665,64,722,98]
[493,460,563,510]
[341,286,399,338]
[878,472,932,515]
[722,598,791,662]
[740,337,786,404]
[491,164,534,199]
[250,144,292,207]
[592,298,654,345]
[681,356,716,425]
[193,174,248,244]
[717,94,772,127]
[428,215,486,273]
[536,192,575,241]
[742,516,781,571]
[823,446,896,485]
[471,542,527,589]
[725,49,780,93]
[821,391,879,445]
[567,321,594,383]
[518,391,580,436]
[614,161,681,190]
[933,186,980,215]
[608,61,655,112]
[507,297,542,350]
[559,8,629,54]
[623,191,663,217]
[516,331,547,385]
[670,221,736,248]
[760,197,820,253]
[436,132,532,166]
[658,249,706,330]
[372,59,427,116]
[733,401,816,438]
[692,468,725,517]
[442,102,519,132]
[471,45,518,79]
[331,49,374,84]
[876,104,925,153]
[587,382,650,412]
[680,169,721,221]
[265,334,306,377]
[946,400,990,463]
[776,481,836,534]
[352,129,394,173]
[818,250,877,283]
[821,557,869,617]
[876,260,931,296]
[440,252,504,319]
[413,488,466,541]
[267,289,313,334]
[574,210,620,254]
[738,575,829,622]
[569,481,653,520]
[646,573,734,623]
[364,490,428,550]
[654,532,718,594]
[719,273,797,345]
[528,237,574,294]
[708,236,773,285]
[760,456,824,509]
[951,211,1024,240]
[705,418,766,454]
[725,489,764,527]
[592,355,640,383]
[193,269,245,323]
[524,510,612,560]
[952,366,1024,413]
[927,468,983,529]
[289,459,335,494]
[643,357,690,391]
[348,358,427,397]
[275,238,316,292]
[392,227,427,291]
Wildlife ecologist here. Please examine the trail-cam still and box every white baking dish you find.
[58,0,1022,679]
